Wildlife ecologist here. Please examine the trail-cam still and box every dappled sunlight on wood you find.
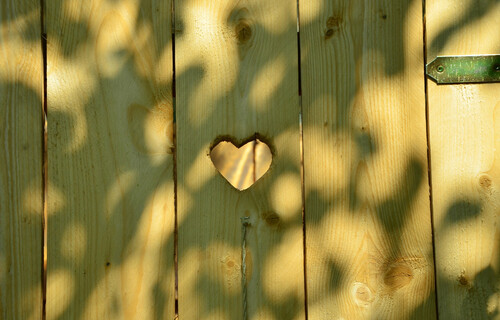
[204,310,230,319]
[186,147,218,190]
[253,0,296,35]
[175,184,193,225]
[80,266,121,319]
[263,227,304,303]
[436,204,496,275]
[127,103,174,157]
[427,0,500,316]
[44,0,176,318]
[22,178,45,217]
[2,0,499,318]
[0,2,44,318]
[179,243,243,319]
[22,283,45,320]
[176,0,303,317]
[351,54,426,202]
[307,207,434,318]
[60,222,87,262]
[296,0,323,25]
[62,0,91,21]
[429,84,500,305]
[205,242,247,296]
[95,13,133,78]
[176,0,300,129]
[123,181,175,259]
[0,14,41,93]
[104,170,136,219]
[177,248,204,318]
[47,0,174,154]
[46,181,65,216]
[302,125,352,197]
[81,179,176,319]
[176,1,241,128]
[46,269,74,320]
[274,128,302,164]
[426,0,500,55]
[249,55,287,111]
[47,53,95,153]
[270,173,301,220]
[301,0,437,317]
[250,307,277,320]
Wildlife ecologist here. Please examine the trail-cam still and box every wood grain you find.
[0,1,43,319]
[426,0,500,318]
[46,0,175,319]
[175,0,304,318]
[300,0,436,318]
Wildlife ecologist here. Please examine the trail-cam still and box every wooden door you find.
[3,0,500,319]
[427,0,500,318]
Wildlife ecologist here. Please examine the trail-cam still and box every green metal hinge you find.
[426,55,500,84]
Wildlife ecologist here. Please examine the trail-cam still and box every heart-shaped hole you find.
[210,138,272,190]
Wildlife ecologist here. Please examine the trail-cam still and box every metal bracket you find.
[426,55,500,84]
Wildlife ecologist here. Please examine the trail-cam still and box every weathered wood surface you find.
[46,0,175,319]
[0,0,43,319]
[175,0,304,318]
[426,0,500,318]
[300,0,436,318]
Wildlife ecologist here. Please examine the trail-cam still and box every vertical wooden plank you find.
[46,0,174,319]
[426,0,500,318]
[0,1,43,319]
[175,0,304,319]
[300,0,436,318]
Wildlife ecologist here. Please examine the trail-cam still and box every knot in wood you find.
[325,16,342,39]
[235,21,252,44]
[352,282,374,307]
[262,211,280,226]
[458,273,471,289]
[384,263,413,290]
[479,174,492,189]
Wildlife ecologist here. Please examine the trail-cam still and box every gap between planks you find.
[296,0,309,318]
[421,0,440,318]
[40,0,48,318]
[171,0,179,319]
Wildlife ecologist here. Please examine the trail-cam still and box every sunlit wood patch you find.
[210,139,272,191]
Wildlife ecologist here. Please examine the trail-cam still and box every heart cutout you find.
[210,138,272,190]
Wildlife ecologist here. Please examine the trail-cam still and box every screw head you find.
[437,65,444,73]
[494,65,500,72]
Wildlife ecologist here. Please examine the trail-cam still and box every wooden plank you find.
[426,0,500,318]
[175,0,304,318]
[46,0,175,319]
[300,0,436,318]
[0,1,43,319]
